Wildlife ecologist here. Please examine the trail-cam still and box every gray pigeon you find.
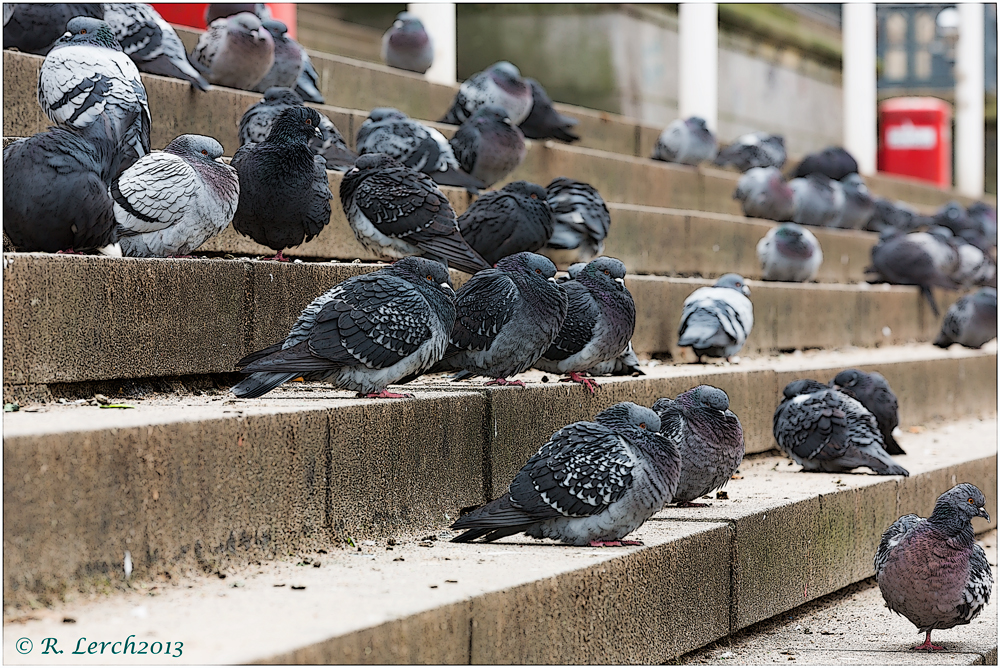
[789,173,845,227]
[518,78,579,143]
[949,241,997,289]
[190,12,274,90]
[829,173,875,230]
[204,3,270,24]
[934,287,997,349]
[381,11,433,74]
[440,61,533,126]
[231,257,457,399]
[713,132,786,171]
[112,134,240,257]
[734,166,795,222]
[652,117,718,166]
[875,484,992,651]
[866,198,928,234]
[102,3,209,91]
[251,19,304,92]
[339,153,491,275]
[457,181,554,266]
[3,3,104,55]
[756,223,823,282]
[866,229,958,317]
[933,201,979,238]
[294,50,324,103]
[967,202,997,248]
[544,177,612,262]
[432,252,568,386]
[450,402,681,546]
[790,146,858,181]
[449,105,527,188]
[831,369,905,456]
[653,385,745,506]
[534,257,636,394]
[772,379,909,476]
[677,274,754,361]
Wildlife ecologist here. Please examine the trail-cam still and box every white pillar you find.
[678,3,718,132]
[955,3,985,197]
[842,3,878,176]
[407,3,456,86]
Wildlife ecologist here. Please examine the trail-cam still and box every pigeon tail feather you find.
[231,372,298,398]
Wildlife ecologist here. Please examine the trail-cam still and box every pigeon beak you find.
[347,167,360,175]
[503,118,513,126]
[440,282,455,295]
[313,126,323,139]
[979,507,991,521]
[547,276,558,283]
[614,277,626,288]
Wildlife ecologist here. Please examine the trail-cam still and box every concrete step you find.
[3,416,995,662]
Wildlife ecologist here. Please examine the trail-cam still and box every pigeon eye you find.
[639,422,646,429]
[202,149,208,155]
[305,119,312,125]
[604,269,610,275]
[426,275,433,281]
[969,498,975,504]
[80,29,87,34]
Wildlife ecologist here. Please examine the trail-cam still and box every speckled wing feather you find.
[874,513,923,576]
[959,544,994,622]
[440,72,485,125]
[448,269,519,352]
[773,390,854,462]
[541,281,598,361]
[111,152,199,234]
[349,164,456,241]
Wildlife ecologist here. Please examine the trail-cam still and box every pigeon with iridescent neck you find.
[381,11,433,74]
[190,12,274,90]
[440,61,533,126]
[449,105,526,188]
[756,223,823,282]
[734,167,795,222]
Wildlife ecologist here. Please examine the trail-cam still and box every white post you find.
[407,3,456,86]
[955,3,985,197]
[678,3,718,132]
[842,3,878,176]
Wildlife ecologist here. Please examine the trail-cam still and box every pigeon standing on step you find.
[518,78,580,143]
[190,12,274,90]
[829,173,875,230]
[875,483,992,651]
[544,177,612,262]
[381,11,433,74]
[450,402,681,546]
[789,173,846,228]
[340,153,491,274]
[449,105,527,188]
[934,287,998,349]
[440,61,534,126]
[3,3,104,55]
[830,369,905,456]
[772,379,909,476]
[457,181,554,265]
[713,132,786,172]
[250,20,305,92]
[677,274,754,362]
[756,223,823,282]
[653,385,745,507]
[866,229,958,317]
[111,134,240,257]
[231,257,457,399]
[651,117,718,166]
[790,146,859,181]
[734,167,796,222]
[231,106,333,260]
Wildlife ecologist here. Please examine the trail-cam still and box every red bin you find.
[150,3,297,39]
[877,97,952,188]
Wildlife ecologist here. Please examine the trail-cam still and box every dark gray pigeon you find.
[831,369,904,456]
[875,483,992,651]
[204,3,270,24]
[102,3,209,91]
[652,117,718,166]
[112,134,240,257]
[544,177,611,262]
[933,201,979,238]
[713,132,786,171]
[534,257,636,394]
[231,105,333,261]
[967,202,997,248]
[934,287,997,349]
[866,229,958,317]
[294,50,324,103]
[449,105,527,188]
[252,19,303,92]
[789,173,845,227]
[3,3,104,55]
[653,385,745,506]
[772,379,909,476]
[440,61,533,126]
[190,12,274,90]
[830,173,875,229]
[865,198,928,234]
[756,223,823,282]
[451,402,681,546]
[790,146,858,181]
[457,181,554,266]
[381,11,432,74]
[677,274,754,361]
[518,78,579,143]
[231,256,457,399]
[734,166,795,221]
[339,153,491,275]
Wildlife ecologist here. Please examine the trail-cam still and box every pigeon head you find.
[261,18,288,38]
[164,135,225,162]
[229,12,270,43]
[366,108,408,124]
[490,61,523,86]
[577,257,627,292]
[501,180,548,201]
[773,224,816,259]
[57,17,120,50]
[782,378,829,400]
[390,257,455,297]
[392,12,427,34]
[714,273,751,297]
[595,402,661,433]
[268,106,324,143]
[471,105,513,126]
[841,172,865,188]
[349,152,405,175]
[686,116,708,130]
[677,385,730,412]
[496,252,557,282]
[563,262,586,281]
[929,484,991,529]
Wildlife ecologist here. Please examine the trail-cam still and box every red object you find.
[877,97,952,188]
[150,3,296,39]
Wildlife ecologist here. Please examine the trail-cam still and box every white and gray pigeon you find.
[651,117,718,166]
[653,385,745,506]
[866,229,959,317]
[829,172,875,229]
[440,61,533,126]
[949,240,997,289]
[231,257,457,399]
[677,274,754,361]
[457,180,554,266]
[934,287,997,349]
[789,173,846,227]
[190,12,274,90]
[544,177,612,262]
[111,134,239,257]
[518,78,579,143]
[875,483,992,651]
[772,379,909,476]
[37,16,151,176]
[734,166,795,222]
[381,11,433,74]
[831,369,905,456]
[3,3,104,55]
[713,131,786,172]
[449,104,527,188]
[101,3,209,91]
[756,223,823,282]
[450,402,681,546]
[252,19,304,92]
[967,201,997,248]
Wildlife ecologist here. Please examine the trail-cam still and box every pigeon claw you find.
[588,540,624,547]
[913,633,945,651]
[263,251,290,262]
[362,390,414,399]
[675,501,710,508]
[559,372,599,394]
[484,378,525,387]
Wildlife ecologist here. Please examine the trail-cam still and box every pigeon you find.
[294,50,324,104]
[653,385,746,506]
[249,19,304,92]
[101,3,210,91]
[339,153,491,275]
[967,202,997,248]
[440,61,533,126]
[875,483,992,651]
[756,223,823,282]
[534,257,636,393]
[934,287,997,349]
[829,173,875,229]
[231,256,457,399]
[544,177,612,262]
[190,12,274,91]
[713,132,786,171]
[933,201,979,238]
[790,146,859,181]
[950,241,997,289]
[355,107,483,191]
[450,401,681,546]
[231,105,333,261]
[831,369,905,456]
[734,167,795,222]
[432,252,568,386]
[37,16,151,176]
[677,274,754,361]
[204,3,271,25]
[651,117,718,166]
[381,11,433,74]
[457,181,554,266]
[866,198,928,234]
[772,379,909,476]
[3,3,104,55]
[449,105,527,188]
[518,78,579,143]
[111,134,240,258]
[789,173,846,227]
[866,229,958,317]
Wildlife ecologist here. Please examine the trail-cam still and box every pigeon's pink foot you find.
[169,254,195,259]
[264,251,290,262]
[588,540,623,547]
[485,378,525,387]
[675,501,710,508]
[559,372,599,394]
[363,390,414,399]
[620,540,643,546]
[56,248,85,255]
[913,633,945,651]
